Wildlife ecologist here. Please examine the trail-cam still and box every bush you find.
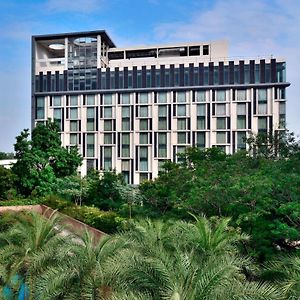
[42,194,73,211]
[62,205,124,234]
[0,198,42,207]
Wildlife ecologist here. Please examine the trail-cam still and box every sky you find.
[0,0,299,152]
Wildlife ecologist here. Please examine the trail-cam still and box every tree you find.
[0,167,15,199]
[85,170,126,210]
[12,121,82,196]
[0,152,14,160]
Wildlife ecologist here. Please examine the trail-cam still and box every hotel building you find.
[32,30,289,183]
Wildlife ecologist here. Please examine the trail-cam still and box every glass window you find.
[216,104,226,115]
[258,89,267,101]
[139,106,148,118]
[158,92,167,103]
[140,119,148,130]
[53,96,61,106]
[197,117,205,130]
[104,120,112,131]
[177,92,186,102]
[70,133,78,145]
[103,94,112,105]
[177,104,186,116]
[36,97,45,119]
[104,147,112,170]
[122,106,130,118]
[87,120,94,131]
[277,62,286,82]
[104,107,112,118]
[140,173,148,183]
[216,117,226,129]
[197,104,206,116]
[177,119,186,130]
[70,120,78,132]
[258,117,267,130]
[86,134,95,157]
[104,133,112,144]
[236,90,246,101]
[216,132,226,144]
[139,93,148,104]
[158,118,167,130]
[237,132,246,149]
[139,133,148,144]
[70,108,78,119]
[121,93,130,104]
[197,132,205,148]
[237,103,246,115]
[177,132,186,144]
[279,102,286,114]
[122,133,130,157]
[122,119,130,131]
[258,103,267,114]
[216,90,226,102]
[158,105,167,117]
[70,96,78,106]
[196,91,206,102]
[139,147,148,171]
[158,133,167,157]
[86,95,95,105]
[87,107,95,118]
[121,160,130,171]
[237,116,246,129]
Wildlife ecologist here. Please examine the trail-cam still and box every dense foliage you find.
[0,211,292,300]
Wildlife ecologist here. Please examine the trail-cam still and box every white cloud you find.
[153,0,300,134]
[45,0,102,13]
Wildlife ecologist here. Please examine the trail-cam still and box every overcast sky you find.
[0,0,299,152]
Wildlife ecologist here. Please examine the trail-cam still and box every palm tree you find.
[110,218,283,300]
[0,210,70,299]
[35,230,128,300]
[262,254,300,299]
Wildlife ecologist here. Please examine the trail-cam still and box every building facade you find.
[32,30,289,184]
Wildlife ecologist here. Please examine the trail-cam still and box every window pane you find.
[122,119,130,131]
[216,132,226,144]
[140,119,148,130]
[104,107,112,118]
[70,133,78,145]
[258,103,267,114]
[197,117,205,129]
[87,120,94,131]
[216,104,226,115]
[53,96,61,106]
[139,93,148,104]
[70,108,78,119]
[177,105,186,116]
[196,91,206,102]
[237,90,246,101]
[103,94,112,105]
[70,96,78,106]
[104,120,112,131]
[216,90,226,102]
[177,119,186,130]
[197,104,205,116]
[237,132,246,149]
[70,121,78,131]
[197,132,205,148]
[177,132,186,144]
[279,103,286,114]
[86,95,95,105]
[177,92,186,102]
[121,93,130,104]
[216,117,226,129]
[104,133,112,144]
[158,105,167,117]
[139,106,148,117]
[87,107,95,118]
[258,117,267,130]
[237,116,246,129]
[258,89,267,101]
[158,92,167,103]
[158,118,167,130]
[139,133,148,144]
[237,104,246,115]
[122,106,130,118]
